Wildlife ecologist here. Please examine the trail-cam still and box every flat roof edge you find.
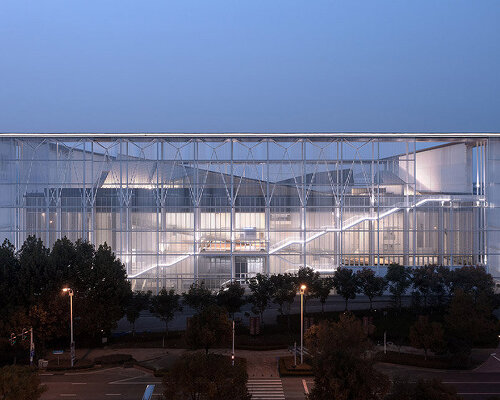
[0,132,499,138]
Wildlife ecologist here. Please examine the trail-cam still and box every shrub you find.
[278,356,313,376]
[0,365,46,400]
[163,353,250,400]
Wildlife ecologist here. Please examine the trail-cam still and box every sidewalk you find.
[212,348,289,378]
[52,346,288,378]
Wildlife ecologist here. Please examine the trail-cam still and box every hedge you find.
[278,356,313,377]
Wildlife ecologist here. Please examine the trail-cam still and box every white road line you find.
[68,366,120,375]
[443,382,500,384]
[458,393,500,396]
[109,381,162,385]
[71,382,87,385]
[247,378,285,400]
[302,379,309,394]
[60,395,76,397]
[108,371,150,384]
[40,373,54,376]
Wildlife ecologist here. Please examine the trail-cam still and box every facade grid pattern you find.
[0,135,495,292]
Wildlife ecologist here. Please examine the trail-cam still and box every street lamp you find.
[62,288,75,367]
[300,284,306,364]
[231,320,235,366]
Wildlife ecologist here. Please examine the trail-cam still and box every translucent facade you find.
[0,134,498,292]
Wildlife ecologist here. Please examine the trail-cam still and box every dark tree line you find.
[127,263,497,341]
[0,236,132,360]
[305,313,467,400]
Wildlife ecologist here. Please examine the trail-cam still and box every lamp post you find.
[300,284,306,364]
[62,288,74,367]
[231,320,235,366]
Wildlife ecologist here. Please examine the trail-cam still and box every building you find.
[0,133,498,292]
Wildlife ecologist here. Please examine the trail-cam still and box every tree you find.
[17,236,50,306]
[412,265,451,309]
[387,376,462,400]
[149,289,182,336]
[305,313,390,400]
[305,313,372,358]
[356,268,387,310]
[312,277,335,313]
[216,281,245,318]
[248,273,274,323]
[0,237,132,350]
[296,267,321,305]
[0,240,20,317]
[163,353,250,400]
[48,237,77,295]
[409,316,445,360]
[182,281,215,312]
[307,350,390,400]
[412,266,436,308]
[125,291,151,335]
[270,273,297,316]
[76,242,132,339]
[445,289,499,347]
[185,305,231,354]
[0,365,46,400]
[434,265,453,306]
[385,264,412,311]
[449,265,495,303]
[333,267,360,311]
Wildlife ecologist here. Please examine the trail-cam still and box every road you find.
[41,352,500,400]
[40,367,309,400]
[40,367,500,400]
[300,375,500,400]
[41,367,163,400]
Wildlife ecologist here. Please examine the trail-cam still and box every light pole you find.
[62,288,75,367]
[231,320,235,366]
[300,284,306,364]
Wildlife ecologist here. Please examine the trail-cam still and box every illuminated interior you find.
[0,135,497,292]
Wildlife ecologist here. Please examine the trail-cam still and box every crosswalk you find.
[247,379,285,400]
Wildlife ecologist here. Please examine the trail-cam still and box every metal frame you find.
[0,135,493,292]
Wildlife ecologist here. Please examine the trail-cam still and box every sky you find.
[0,0,499,133]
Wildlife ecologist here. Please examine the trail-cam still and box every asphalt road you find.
[41,368,310,400]
[41,367,163,400]
[301,369,500,400]
[41,354,500,400]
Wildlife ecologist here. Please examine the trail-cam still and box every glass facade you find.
[0,135,497,292]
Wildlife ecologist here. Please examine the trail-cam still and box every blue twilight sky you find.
[0,0,499,133]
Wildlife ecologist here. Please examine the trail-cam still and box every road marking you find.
[71,382,87,385]
[443,382,500,384]
[247,378,285,400]
[109,371,153,385]
[458,393,500,396]
[105,394,122,396]
[60,395,76,397]
[302,379,309,394]
[40,373,53,376]
[491,353,500,362]
[68,366,120,375]
[109,380,162,385]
